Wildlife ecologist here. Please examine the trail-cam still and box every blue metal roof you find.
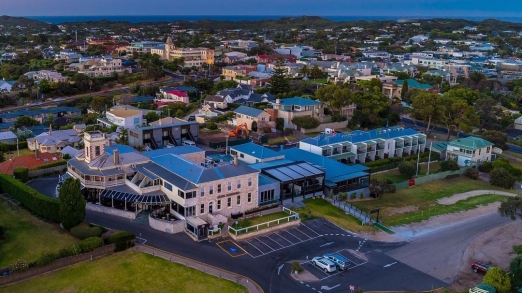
[300,127,423,147]
[279,148,369,183]
[143,146,202,158]
[234,106,265,117]
[259,174,278,186]
[274,97,320,106]
[248,159,294,170]
[105,144,136,155]
[133,96,155,103]
[231,143,280,160]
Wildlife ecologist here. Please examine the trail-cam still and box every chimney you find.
[113,148,119,165]
[49,124,52,135]
[108,139,112,147]
[233,154,238,165]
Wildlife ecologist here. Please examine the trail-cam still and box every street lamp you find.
[427,136,435,175]
[225,135,229,156]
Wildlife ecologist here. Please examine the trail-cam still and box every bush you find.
[10,259,28,274]
[79,237,104,253]
[207,122,218,130]
[291,261,304,273]
[440,160,460,171]
[479,162,494,172]
[483,267,511,293]
[276,117,284,131]
[35,252,58,267]
[0,174,60,222]
[490,167,516,189]
[398,160,417,178]
[71,244,82,255]
[13,167,29,183]
[465,168,480,180]
[70,222,103,240]
[59,248,75,258]
[31,160,67,170]
[107,231,136,252]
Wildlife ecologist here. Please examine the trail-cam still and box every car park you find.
[471,261,490,274]
[312,256,337,273]
[324,253,349,270]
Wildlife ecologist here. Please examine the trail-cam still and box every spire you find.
[166,35,173,45]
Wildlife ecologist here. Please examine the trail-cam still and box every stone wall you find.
[86,203,136,219]
[230,218,301,241]
[149,216,185,234]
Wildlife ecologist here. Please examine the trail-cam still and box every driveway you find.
[26,175,60,198]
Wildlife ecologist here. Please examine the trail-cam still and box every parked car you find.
[312,257,337,273]
[324,253,349,270]
[471,261,490,274]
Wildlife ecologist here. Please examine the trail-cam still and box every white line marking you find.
[285,228,304,240]
[266,235,285,247]
[320,262,368,280]
[293,227,313,239]
[275,232,294,245]
[300,222,321,236]
[383,262,397,268]
[320,242,334,247]
[255,237,275,251]
[244,240,265,255]
[278,264,284,275]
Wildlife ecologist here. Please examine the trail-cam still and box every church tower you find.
[165,35,175,60]
[83,131,106,163]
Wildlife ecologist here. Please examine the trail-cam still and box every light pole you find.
[415,143,421,177]
[225,135,229,156]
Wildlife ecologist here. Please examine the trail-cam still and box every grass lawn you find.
[503,151,522,160]
[350,177,506,227]
[0,250,247,293]
[233,211,291,228]
[268,135,298,145]
[0,200,79,267]
[294,198,377,233]
[5,148,34,159]
[371,161,442,183]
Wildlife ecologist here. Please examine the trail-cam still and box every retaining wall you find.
[86,203,136,220]
[149,216,185,234]
[230,218,301,241]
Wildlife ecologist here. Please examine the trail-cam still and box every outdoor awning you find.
[373,138,385,143]
[329,152,355,161]
[365,140,376,145]
[340,141,352,146]
[320,145,333,149]
[331,143,342,148]
[329,171,369,183]
[99,189,170,205]
[393,137,404,141]
[186,217,207,227]
[354,142,367,146]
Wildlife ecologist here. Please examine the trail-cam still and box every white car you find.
[312,257,337,273]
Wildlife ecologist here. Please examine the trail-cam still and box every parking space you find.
[301,249,368,281]
[215,240,248,258]
[236,221,326,258]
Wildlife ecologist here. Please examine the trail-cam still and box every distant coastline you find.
[21,15,522,24]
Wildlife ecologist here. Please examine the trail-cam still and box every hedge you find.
[364,152,441,173]
[70,222,103,240]
[107,231,136,252]
[31,160,67,170]
[0,174,60,222]
[79,237,104,253]
[13,167,29,183]
[5,142,28,151]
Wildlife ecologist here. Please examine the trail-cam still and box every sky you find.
[2,0,521,17]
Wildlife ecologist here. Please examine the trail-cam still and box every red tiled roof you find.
[165,90,188,97]
[0,153,62,174]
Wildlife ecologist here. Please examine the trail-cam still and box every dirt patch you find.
[387,206,418,216]
[438,190,518,205]
[291,268,320,282]
[449,220,522,291]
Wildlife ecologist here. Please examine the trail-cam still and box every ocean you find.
[23,15,522,24]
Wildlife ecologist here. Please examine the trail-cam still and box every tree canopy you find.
[315,84,353,116]
[14,116,40,128]
[498,195,522,220]
[412,92,442,136]
[482,267,511,293]
[269,58,289,95]
[59,178,86,231]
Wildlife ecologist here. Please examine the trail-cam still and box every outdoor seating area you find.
[151,208,178,222]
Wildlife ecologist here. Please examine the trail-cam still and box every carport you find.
[261,161,325,203]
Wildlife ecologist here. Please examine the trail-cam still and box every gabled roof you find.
[205,95,225,102]
[272,97,321,106]
[395,79,433,90]
[448,137,493,150]
[234,106,265,117]
[0,131,17,141]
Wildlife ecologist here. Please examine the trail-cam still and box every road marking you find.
[266,235,285,248]
[256,237,275,251]
[383,262,397,268]
[293,227,313,239]
[275,232,294,245]
[278,264,284,275]
[215,240,248,258]
[136,237,147,245]
[320,242,334,247]
[286,228,306,241]
[300,222,321,236]
[320,284,341,291]
[244,240,265,255]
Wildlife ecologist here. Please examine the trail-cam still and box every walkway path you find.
[134,245,264,293]
[437,190,519,205]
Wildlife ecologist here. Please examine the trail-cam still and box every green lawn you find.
[233,211,291,228]
[268,135,298,145]
[0,250,247,293]
[294,198,377,233]
[503,151,522,160]
[371,161,442,183]
[350,177,506,227]
[4,148,34,159]
[0,200,80,267]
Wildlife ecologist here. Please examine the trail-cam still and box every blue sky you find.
[3,0,521,17]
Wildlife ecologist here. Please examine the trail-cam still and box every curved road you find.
[385,212,511,284]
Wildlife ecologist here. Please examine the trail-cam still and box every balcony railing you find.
[357,149,366,154]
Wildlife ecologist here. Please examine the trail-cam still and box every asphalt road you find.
[386,212,511,284]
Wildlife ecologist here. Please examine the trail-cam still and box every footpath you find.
[134,245,264,293]
[437,190,519,205]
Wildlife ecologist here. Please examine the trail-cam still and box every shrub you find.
[483,267,511,293]
[207,122,218,130]
[13,167,29,183]
[71,244,82,256]
[70,222,103,240]
[398,160,417,178]
[0,174,60,222]
[465,168,480,180]
[479,162,494,172]
[440,160,460,171]
[59,248,75,258]
[10,259,28,274]
[291,116,320,129]
[107,231,136,252]
[291,261,304,273]
[31,160,67,170]
[35,252,58,267]
[276,118,284,131]
[79,237,104,253]
[490,167,516,189]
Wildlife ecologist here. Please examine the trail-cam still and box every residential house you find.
[233,106,272,130]
[98,108,143,129]
[446,137,494,166]
[382,79,434,99]
[0,131,17,144]
[221,65,257,80]
[24,70,68,83]
[204,95,228,110]
[27,129,81,153]
[217,87,252,103]
[267,97,323,128]
[77,58,132,77]
[156,89,190,104]
[127,119,199,149]
[0,79,16,93]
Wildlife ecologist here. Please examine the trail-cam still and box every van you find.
[312,256,337,273]
[183,140,196,146]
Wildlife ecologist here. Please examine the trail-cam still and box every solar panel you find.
[286,165,314,177]
[265,169,292,181]
[297,163,324,175]
[277,167,303,180]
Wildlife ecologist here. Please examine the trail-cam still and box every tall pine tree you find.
[401,80,409,100]
[270,57,289,96]
[59,178,86,230]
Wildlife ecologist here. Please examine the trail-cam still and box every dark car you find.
[471,261,490,274]
[187,115,196,121]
